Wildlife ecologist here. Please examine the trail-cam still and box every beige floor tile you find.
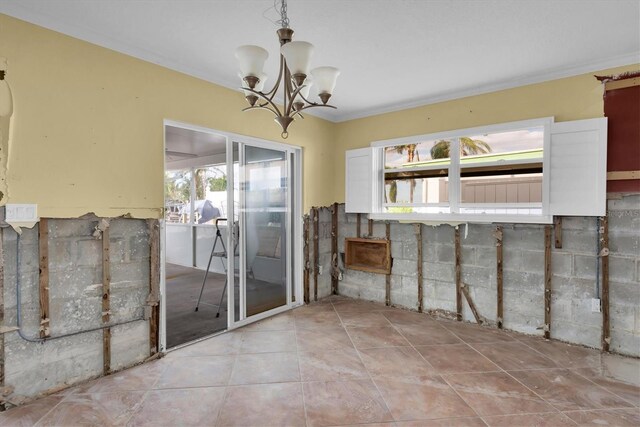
[126,387,226,426]
[483,412,576,426]
[415,344,500,373]
[332,299,393,313]
[518,337,603,369]
[296,326,355,352]
[84,359,168,393]
[381,310,437,327]
[239,330,297,353]
[0,395,63,427]
[574,367,640,406]
[374,375,476,421]
[299,348,369,381]
[303,379,393,426]
[444,372,554,416]
[348,326,411,349]
[168,332,243,357]
[396,324,463,346]
[564,408,640,426]
[471,342,558,370]
[217,383,305,426]
[441,323,516,344]
[294,310,343,329]
[154,355,234,389]
[396,417,486,426]
[229,352,299,385]
[359,347,435,377]
[36,391,145,426]
[510,369,633,411]
[241,311,295,332]
[339,311,393,328]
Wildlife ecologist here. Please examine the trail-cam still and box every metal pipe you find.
[596,217,600,298]
[15,231,144,344]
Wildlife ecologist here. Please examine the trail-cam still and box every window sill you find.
[368,212,553,225]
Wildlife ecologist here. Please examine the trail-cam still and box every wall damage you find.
[0,217,158,404]
[314,194,639,357]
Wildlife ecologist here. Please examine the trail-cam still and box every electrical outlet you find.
[591,298,601,313]
[5,204,38,222]
[318,265,323,275]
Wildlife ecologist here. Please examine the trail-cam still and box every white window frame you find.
[370,117,554,224]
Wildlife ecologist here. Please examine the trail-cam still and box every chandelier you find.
[236,0,339,139]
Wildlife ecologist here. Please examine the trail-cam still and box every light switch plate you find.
[591,298,601,313]
[5,204,38,222]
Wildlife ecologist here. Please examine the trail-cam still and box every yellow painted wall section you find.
[333,63,639,202]
[0,14,337,218]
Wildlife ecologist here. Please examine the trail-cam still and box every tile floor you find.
[1,296,639,426]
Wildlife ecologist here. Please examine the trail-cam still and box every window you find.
[375,118,550,220]
[346,117,607,222]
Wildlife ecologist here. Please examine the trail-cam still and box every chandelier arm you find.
[242,87,284,117]
[294,103,338,113]
[262,55,286,99]
[242,104,280,117]
[285,85,305,117]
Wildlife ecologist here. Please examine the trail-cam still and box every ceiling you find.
[1,0,638,122]
[165,125,225,163]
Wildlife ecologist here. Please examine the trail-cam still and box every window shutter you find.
[549,118,607,216]
[345,148,373,213]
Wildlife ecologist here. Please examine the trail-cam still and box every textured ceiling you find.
[1,0,639,122]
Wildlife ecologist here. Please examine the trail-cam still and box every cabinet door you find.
[345,147,373,213]
[549,118,607,216]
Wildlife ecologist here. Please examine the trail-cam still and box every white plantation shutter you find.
[345,148,373,213]
[549,118,608,216]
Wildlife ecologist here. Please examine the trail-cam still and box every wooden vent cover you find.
[344,238,391,274]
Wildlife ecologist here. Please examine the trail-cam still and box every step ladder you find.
[194,218,238,318]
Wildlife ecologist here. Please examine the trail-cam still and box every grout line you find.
[569,368,640,408]
[335,302,396,422]
[293,310,311,427]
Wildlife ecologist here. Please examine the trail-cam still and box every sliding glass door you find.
[226,139,300,326]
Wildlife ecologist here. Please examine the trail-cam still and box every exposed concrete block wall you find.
[335,194,640,357]
[307,207,332,300]
[1,218,152,400]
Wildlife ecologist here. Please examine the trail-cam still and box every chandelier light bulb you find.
[311,66,340,104]
[280,41,314,86]
[235,45,268,87]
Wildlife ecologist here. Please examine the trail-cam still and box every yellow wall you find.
[333,63,639,202]
[0,14,336,218]
[1,14,637,216]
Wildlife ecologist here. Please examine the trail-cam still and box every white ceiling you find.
[1,0,639,122]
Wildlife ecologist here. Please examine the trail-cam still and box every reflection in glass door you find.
[237,144,291,319]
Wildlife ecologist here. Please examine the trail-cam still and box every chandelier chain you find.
[275,0,290,28]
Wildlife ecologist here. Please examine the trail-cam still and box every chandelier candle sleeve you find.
[235,0,339,138]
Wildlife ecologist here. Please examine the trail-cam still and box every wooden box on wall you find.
[344,238,391,274]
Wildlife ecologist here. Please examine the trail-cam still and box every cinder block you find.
[562,229,598,253]
[461,266,495,287]
[424,261,454,282]
[475,246,498,268]
[520,250,545,272]
[574,254,597,280]
[609,280,640,305]
[390,223,415,242]
[608,231,639,257]
[435,244,455,263]
[551,252,573,277]
[49,219,97,239]
[609,256,638,284]
[503,226,545,251]
[502,248,523,271]
[461,246,476,266]
[391,240,403,260]
[392,259,418,277]
[403,240,418,261]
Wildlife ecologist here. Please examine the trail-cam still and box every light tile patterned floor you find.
[1,296,639,426]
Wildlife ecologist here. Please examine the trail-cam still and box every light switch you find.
[5,204,38,222]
